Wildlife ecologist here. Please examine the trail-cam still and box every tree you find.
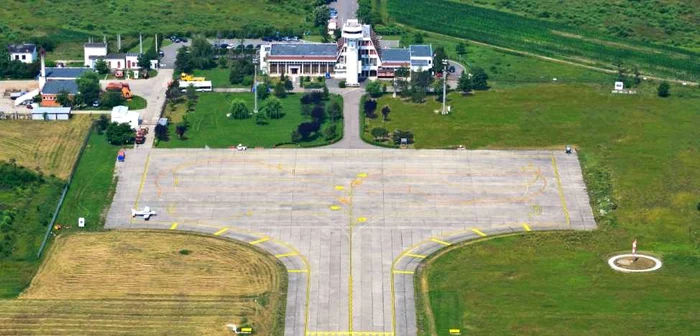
[105,122,134,145]
[229,99,250,119]
[55,90,71,107]
[432,46,447,73]
[186,84,197,101]
[410,87,426,103]
[313,6,330,27]
[322,84,330,100]
[327,100,342,121]
[366,80,383,98]
[264,96,283,119]
[274,82,287,98]
[255,112,268,125]
[73,93,84,107]
[218,56,228,69]
[96,115,110,133]
[137,53,151,70]
[291,130,302,143]
[455,42,467,58]
[471,67,489,90]
[186,99,196,112]
[229,62,244,84]
[166,79,182,99]
[101,90,126,108]
[175,47,194,74]
[323,124,337,140]
[457,71,472,93]
[413,32,424,44]
[371,127,388,140]
[411,70,432,90]
[381,105,391,121]
[657,81,670,97]
[76,71,101,104]
[284,79,294,91]
[175,122,188,139]
[297,122,317,140]
[94,58,109,74]
[154,123,169,142]
[256,83,269,100]
[190,36,215,69]
[364,98,377,118]
[311,105,326,122]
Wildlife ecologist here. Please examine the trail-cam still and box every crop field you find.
[0,115,92,179]
[0,0,315,44]
[387,0,700,81]
[0,231,287,335]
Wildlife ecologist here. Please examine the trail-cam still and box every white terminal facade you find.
[259,20,433,86]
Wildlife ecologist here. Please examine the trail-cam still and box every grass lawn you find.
[126,95,147,110]
[2,231,287,335]
[366,83,700,334]
[192,68,248,89]
[0,115,93,179]
[158,93,343,148]
[55,129,121,232]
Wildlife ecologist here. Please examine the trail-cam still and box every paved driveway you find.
[331,0,359,25]
[106,148,595,335]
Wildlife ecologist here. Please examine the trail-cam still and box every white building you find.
[89,52,142,70]
[7,44,37,64]
[83,43,108,66]
[31,107,71,121]
[111,105,141,130]
[259,20,432,83]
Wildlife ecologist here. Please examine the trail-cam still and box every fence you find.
[36,121,96,258]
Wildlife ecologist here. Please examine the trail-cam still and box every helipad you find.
[106,148,595,335]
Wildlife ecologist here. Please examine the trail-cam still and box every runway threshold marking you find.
[213,228,228,236]
[551,155,572,227]
[170,222,178,230]
[522,223,531,231]
[430,238,451,246]
[472,228,487,237]
[249,237,269,245]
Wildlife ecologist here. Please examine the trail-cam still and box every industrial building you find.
[259,19,433,86]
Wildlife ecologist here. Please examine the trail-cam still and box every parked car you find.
[262,37,272,42]
[158,51,164,57]
[181,38,188,43]
[92,101,100,107]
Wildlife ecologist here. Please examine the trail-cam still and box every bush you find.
[366,80,383,98]
[657,81,670,97]
[242,75,253,86]
[324,124,338,140]
[371,127,388,140]
[339,80,347,88]
[364,98,378,118]
[105,122,134,145]
[256,83,269,100]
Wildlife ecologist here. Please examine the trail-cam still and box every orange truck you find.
[105,82,133,100]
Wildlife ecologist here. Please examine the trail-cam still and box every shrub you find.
[339,80,347,88]
[392,129,414,145]
[657,81,670,97]
[366,80,383,98]
[371,127,388,140]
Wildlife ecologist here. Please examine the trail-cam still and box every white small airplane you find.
[131,206,156,220]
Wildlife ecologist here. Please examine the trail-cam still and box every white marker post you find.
[632,239,637,256]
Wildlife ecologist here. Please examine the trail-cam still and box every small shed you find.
[32,107,72,121]
[111,105,140,130]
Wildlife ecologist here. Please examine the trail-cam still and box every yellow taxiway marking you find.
[430,238,451,246]
[523,223,531,231]
[405,253,426,259]
[335,185,345,190]
[169,222,178,230]
[357,173,368,178]
[472,228,487,237]
[288,269,309,273]
[357,217,367,223]
[249,237,269,245]
[551,155,572,227]
[213,228,228,236]
[330,205,341,211]
[275,252,298,258]
[392,270,414,275]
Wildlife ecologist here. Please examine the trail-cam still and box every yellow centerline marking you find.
[249,237,270,245]
[405,253,426,259]
[275,252,298,258]
[430,238,451,246]
[472,228,487,237]
[551,155,572,227]
[132,152,152,212]
[213,228,228,236]
[169,222,178,230]
[392,270,414,274]
[288,269,309,273]
[523,223,531,231]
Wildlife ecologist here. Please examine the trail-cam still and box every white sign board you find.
[78,217,85,228]
[614,81,624,90]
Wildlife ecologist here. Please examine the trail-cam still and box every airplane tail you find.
[131,209,137,217]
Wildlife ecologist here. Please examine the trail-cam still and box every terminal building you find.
[259,19,433,86]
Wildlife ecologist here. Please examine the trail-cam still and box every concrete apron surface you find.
[106,148,595,336]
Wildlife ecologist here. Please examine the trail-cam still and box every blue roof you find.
[411,60,430,67]
[409,45,432,58]
[45,67,92,79]
[270,43,337,57]
[381,48,410,62]
[42,80,79,95]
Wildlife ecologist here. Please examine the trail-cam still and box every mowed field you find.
[0,231,287,335]
[0,116,92,179]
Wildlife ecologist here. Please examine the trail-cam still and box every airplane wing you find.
[144,206,150,212]
[144,213,150,220]
[131,209,137,217]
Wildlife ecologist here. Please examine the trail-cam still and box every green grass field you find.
[55,130,121,232]
[192,68,248,89]
[158,93,343,148]
[386,0,700,81]
[126,95,147,110]
[369,83,700,334]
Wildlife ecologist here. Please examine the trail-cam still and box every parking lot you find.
[106,148,595,335]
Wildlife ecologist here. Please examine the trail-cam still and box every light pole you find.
[441,59,449,115]
[253,57,259,114]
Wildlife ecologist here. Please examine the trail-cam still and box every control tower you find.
[341,19,363,86]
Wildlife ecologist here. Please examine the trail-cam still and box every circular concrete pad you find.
[608,254,662,273]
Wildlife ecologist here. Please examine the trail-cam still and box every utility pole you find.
[253,58,259,114]
[441,59,449,115]
[139,34,143,54]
